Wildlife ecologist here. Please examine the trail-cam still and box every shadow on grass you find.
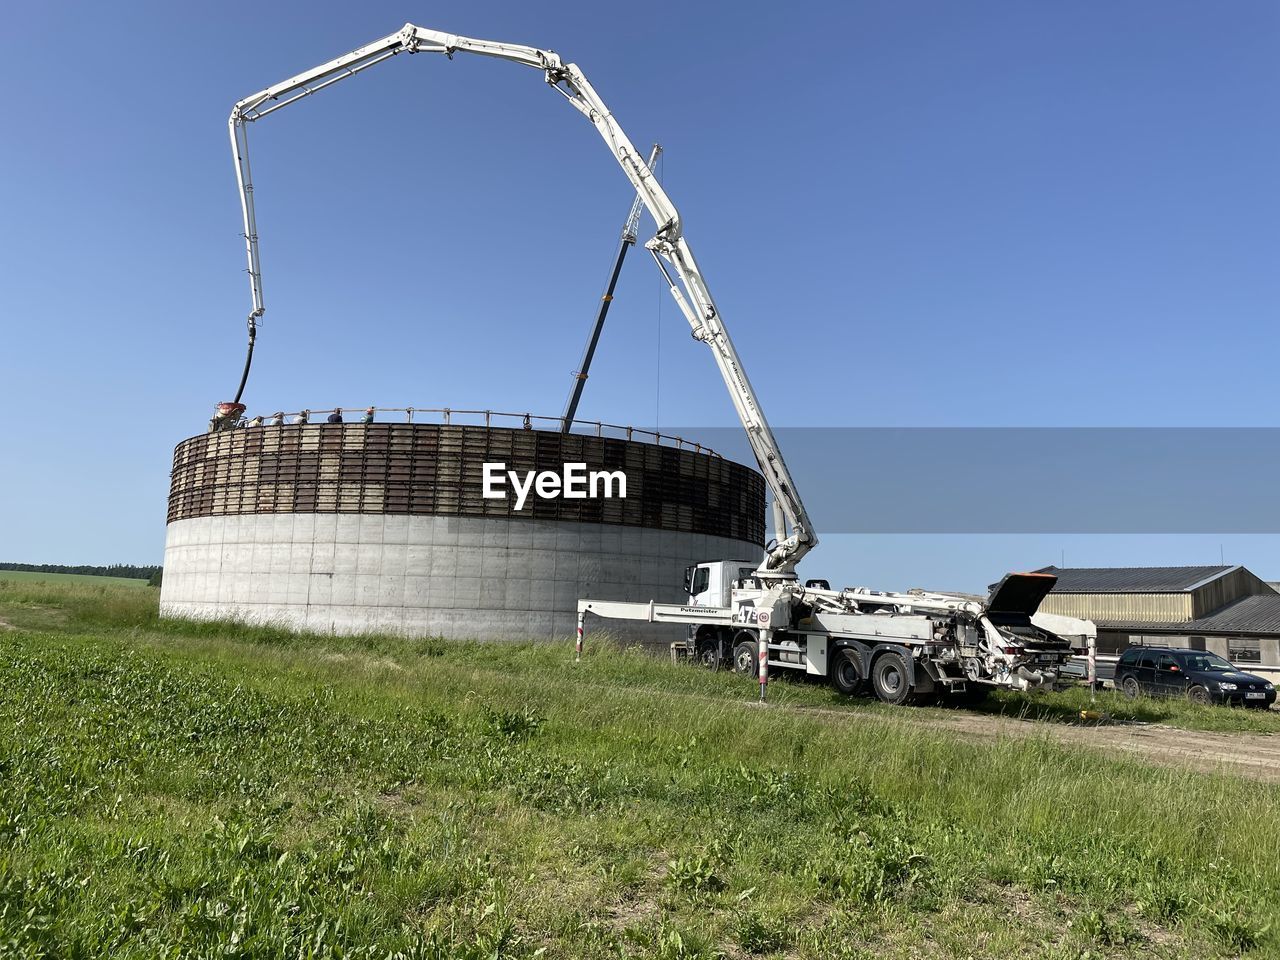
[964,685,1280,734]
[786,665,1280,734]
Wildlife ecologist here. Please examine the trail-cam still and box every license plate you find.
[1246,692,1266,700]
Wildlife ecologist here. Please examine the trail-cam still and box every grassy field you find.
[0,570,151,587]
[1,580,1278,958]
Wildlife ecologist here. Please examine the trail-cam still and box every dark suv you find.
[1114,646,1276,708]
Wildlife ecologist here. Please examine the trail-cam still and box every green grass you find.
[979,683,1280,733]
[0,570,151,587]
[1,580,1278,958]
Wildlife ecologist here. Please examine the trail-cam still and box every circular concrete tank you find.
[159,421,765,641]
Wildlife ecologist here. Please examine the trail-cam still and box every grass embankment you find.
[0,580,1277,958]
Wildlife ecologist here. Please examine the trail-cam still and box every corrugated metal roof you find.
[1101,594,1280,636]
[1195,594,1280,633]
[1034,565,1234,594]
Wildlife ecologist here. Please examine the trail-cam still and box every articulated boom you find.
[227,24,813,576]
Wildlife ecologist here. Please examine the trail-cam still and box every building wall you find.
[1189,567,1273,618]
[160,514,758,641]
[1097,629,1280,666]
[166,423,765,544]
[1039,592,1193,624]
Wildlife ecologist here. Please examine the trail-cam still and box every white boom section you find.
[578,599,733,626]
[228,24,816,577]
[622,144,662,244]
[577,585,983,627]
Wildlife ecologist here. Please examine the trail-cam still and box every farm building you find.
[1035,565,1280,666]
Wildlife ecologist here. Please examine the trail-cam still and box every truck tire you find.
[871,651,913,706]
[830,649,866,697]
[696,640,727,675]
[732,640,758,677]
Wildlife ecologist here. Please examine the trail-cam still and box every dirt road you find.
[665,672,1280,783]
[864,708,1280,782]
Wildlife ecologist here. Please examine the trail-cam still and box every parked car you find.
[1114,646,1276,708]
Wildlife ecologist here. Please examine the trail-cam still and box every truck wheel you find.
[1120,676,1140,699]
[1188,684,1211,706]
[871,652,913,706]
[696,640,721,671]
[732,640,758,677]
[830,649,866,696]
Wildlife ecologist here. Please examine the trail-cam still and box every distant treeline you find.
[0,563,162,581]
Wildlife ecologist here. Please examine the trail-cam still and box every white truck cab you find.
[684,560,760,608]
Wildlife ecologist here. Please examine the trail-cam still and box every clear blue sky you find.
[2,0,1277,591]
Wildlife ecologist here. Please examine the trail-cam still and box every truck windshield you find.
[1181,653,1235,672]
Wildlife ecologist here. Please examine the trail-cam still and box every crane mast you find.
[561,143,662,432]
[228,24,817,577]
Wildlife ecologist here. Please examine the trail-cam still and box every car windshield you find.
[1181,653,1235,672]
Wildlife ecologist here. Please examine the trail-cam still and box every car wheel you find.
[829,649,866,696]
[1188,684,1212,706]
[732,640,758,677]
[1120,676,1140,699]
[871,652,913,706]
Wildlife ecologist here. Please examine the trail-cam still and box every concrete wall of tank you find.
[159,422,765,642]
[160,514,757,640]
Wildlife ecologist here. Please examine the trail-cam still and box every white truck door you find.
[688,563,716,606]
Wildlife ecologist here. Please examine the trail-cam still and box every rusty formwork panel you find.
[167,423,766,545]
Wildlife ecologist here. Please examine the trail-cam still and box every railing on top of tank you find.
[227,406,723,458]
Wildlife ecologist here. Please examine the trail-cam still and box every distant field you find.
[0,578,1277,958]
[0,569,151,587]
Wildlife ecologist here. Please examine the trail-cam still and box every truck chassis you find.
[578,571,1077,705]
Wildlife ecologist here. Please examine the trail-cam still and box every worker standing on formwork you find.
[208,402,246,433]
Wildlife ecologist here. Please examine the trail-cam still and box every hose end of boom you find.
[231,311,260,405]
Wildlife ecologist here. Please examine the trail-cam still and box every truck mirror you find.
[683,565,694,593]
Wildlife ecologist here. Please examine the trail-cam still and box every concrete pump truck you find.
[226,24,1078,705]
